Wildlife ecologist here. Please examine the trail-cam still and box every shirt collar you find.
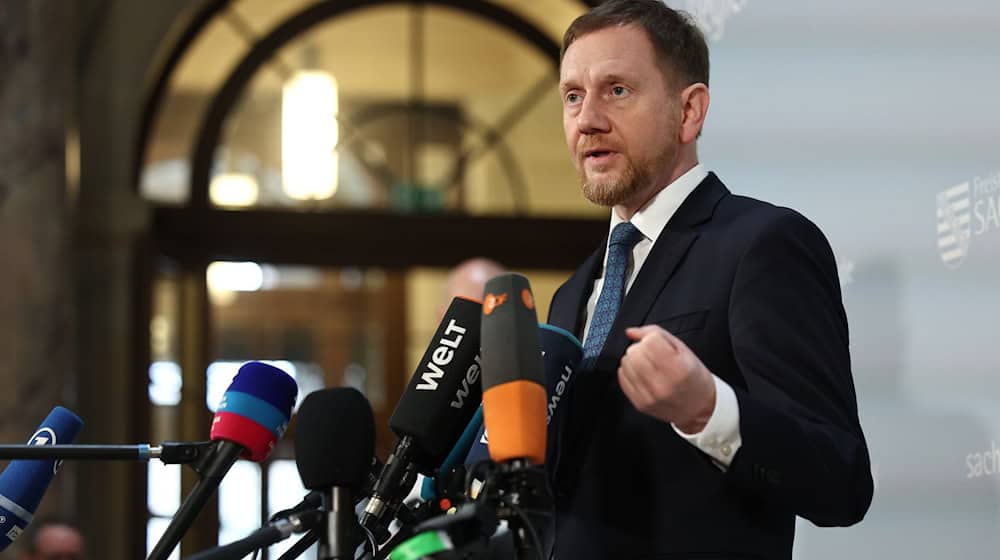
[609,163,709,245]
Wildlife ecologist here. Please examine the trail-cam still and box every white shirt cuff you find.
[672,375,742,470]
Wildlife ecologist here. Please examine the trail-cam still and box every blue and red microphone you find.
[149,361,297,560]
[211,362,297,462]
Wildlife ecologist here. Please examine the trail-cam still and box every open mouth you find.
[584,149,617,162]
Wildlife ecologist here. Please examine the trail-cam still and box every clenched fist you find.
[619,325,717,434]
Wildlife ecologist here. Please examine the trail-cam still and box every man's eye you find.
[566,93,580,104]
[612,86,627,96]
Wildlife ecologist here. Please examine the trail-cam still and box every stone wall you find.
[0,1,190,558]
[0,0,79,521]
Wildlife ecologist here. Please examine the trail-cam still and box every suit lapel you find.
[548,244,605,337]
[598,173,730,368]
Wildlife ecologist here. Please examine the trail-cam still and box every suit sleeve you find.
[725,208,873,526]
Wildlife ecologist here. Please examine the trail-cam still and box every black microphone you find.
[360,296,483,538]
[295,388,375,560]
[149,362,297,560]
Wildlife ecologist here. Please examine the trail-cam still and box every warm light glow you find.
[207,262,264,294]
[210,172,259,207]
[282,70,339,200]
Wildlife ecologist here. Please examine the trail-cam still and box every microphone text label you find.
[416,319,467,391]
[450,354,482,409]
[547,364,574,424]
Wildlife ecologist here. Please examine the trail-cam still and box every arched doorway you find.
[132,1,602,557]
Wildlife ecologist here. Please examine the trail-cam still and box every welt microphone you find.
[0,407,83,551]
[480,274,547,467]
[149,361,297,560]
[295,388,375,560]
[361,296,483,537]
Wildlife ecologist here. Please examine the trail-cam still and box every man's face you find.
[560,25,680,208]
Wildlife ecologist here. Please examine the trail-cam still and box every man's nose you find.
[576,95,610,134]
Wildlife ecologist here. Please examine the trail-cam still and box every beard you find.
[579,155,648,207]
[578,142,677,208]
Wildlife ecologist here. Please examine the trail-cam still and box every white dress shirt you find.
[580,163,742,469]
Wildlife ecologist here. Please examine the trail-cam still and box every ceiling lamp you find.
[281,70,339,201]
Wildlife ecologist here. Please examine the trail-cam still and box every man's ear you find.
[679,83,710,144]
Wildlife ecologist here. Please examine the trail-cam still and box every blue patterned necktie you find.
[580,221,644,371]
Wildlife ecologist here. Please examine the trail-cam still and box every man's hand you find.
[619,325,717,433]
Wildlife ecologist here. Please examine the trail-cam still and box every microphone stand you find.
[0,442,260,559]
[0,442,214,463]
[149,440,243,560]
[276,530,318,560]
[482,460,550,560]
[360,436,419,543]
[385,459,551,560]
[185,510,322,560]
[318,487,353,560]
[368,501,435,560]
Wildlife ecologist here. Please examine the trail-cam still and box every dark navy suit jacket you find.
[545,173,873,559]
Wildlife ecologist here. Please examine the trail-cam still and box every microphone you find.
[480,275,547,466]
[460,421,491,501]
[479,274,552,559]
[459,324,581,498]
[418,405,484,506]
[0,406,83,551]
[467,324,582,464]
[361,296,483,538]
[149,361,297,560]
[295,388,375,560]
[538,323,583,466]
[462,413,490,470]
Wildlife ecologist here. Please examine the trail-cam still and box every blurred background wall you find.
[0,0,998,559]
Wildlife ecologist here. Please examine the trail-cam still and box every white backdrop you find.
[689,1,1000,557]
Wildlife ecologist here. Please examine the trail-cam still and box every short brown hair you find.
[562,0,710,90]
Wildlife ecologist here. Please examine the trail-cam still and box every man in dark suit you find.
[545,1,873,558]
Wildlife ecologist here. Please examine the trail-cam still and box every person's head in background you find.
[17,517,85,560]
[441,258,506,316]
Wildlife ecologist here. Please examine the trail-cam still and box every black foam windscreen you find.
[388,296,483,470]
[480,273,545,391]
[479,273,548,464]
[295,388,375,490]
